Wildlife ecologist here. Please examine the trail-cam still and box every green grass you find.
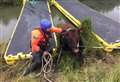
[1,57,120,82]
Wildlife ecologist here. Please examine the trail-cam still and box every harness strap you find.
[39,29,51,51]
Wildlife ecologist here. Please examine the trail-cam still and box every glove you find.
[61,29,66,33]
[32,45,40,53]
[43,51,49,56]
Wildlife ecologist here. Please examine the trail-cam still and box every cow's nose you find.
[74,48,79,53]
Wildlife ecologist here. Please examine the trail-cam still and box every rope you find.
[47,1,58,47]
[56,48,62,65]
[78,46,120,49]
[43,53,53,82]
[29,52,53,82]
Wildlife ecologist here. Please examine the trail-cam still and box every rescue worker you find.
[23,19,63,76]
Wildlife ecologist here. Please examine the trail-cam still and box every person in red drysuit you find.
[23,19,64,76]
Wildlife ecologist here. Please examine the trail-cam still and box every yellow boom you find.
[50,0,120,52]
[4,52,32,65]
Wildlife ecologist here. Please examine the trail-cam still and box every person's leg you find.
[23,52,42,76]
[23,62,39,76]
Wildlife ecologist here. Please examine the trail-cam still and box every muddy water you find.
[79,0,120,23]
[102,6,120,23]
[0,6,21,54]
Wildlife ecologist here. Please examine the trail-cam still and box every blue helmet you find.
[40,19,51,31]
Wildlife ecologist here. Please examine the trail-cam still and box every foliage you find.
[0,0,23,6]
[80,19,102,57]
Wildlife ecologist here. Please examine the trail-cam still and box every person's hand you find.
[32,45,40,52]
[36,46,40,52]
[62,29,66,33]
[43,51,49,56]
[61,29,67,35]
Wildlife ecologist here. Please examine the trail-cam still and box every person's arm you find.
[32,44,40,53]
[49,27,62,33]
[31,30,43,53]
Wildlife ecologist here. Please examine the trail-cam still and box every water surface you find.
[0,6,21,44]
[79,0,120,23]
[0,6,21,54]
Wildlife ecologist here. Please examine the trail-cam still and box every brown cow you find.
[56,23,84,66]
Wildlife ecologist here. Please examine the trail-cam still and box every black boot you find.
[23,62,39,76]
